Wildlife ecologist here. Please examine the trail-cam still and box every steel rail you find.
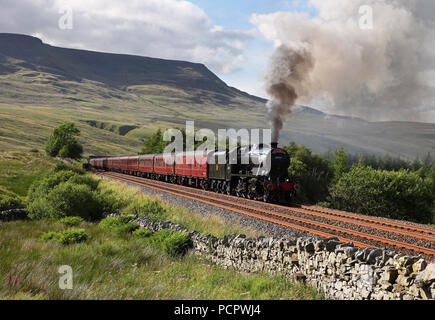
[99,172,435,257]
[104,171,435,242]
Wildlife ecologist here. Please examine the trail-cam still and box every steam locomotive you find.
[89,143,297,203]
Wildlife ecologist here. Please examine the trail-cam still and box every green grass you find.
[0,158,323,300]
[0,152,57,198]
[0,219,324,300]
[98,178,262,238]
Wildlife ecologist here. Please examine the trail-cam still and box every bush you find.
[28,181,107,221]
[57,228,88,245]
[316,201,331,208]
[134,228,153,239]
[0,195,25,211]
[58,216,84,226]
[284,142,332,204]
[68,174,100,191]
[29,148,39,153]
[162,231,191,256]
[95,188,128,214]
[53,162,85,175]
[58,141,83,160]
[132,199,169,222]
[27,170,117,221]
[40,228,88,245]
[27,170,77,204]
[145,229,191,257]
[329,165,434,224]
[40,231,59,242]
[98,215,138,235]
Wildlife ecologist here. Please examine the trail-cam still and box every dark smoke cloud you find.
[265,45,314,142]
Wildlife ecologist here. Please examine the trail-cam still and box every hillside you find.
[0,33,434,159]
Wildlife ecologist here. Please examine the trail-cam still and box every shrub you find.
[29,148,39,153]
[40,229,88,245]
[40,231,59,242]
[134,228,153,239]
[58,216,84,226]
[132,199,169,222]
[162,231,191,256]
[329,165,434,224]
[53,162,85,175]
[27,170,77,204]
[145,229,191,257]
[284,142,332,204]
[94,187,127,215]
[67,174,100,191]
[57,228,88,245]
[28,182,105,221]
[316,201,331,208]
[98,215,138,235]
[58,141,83,160]
[27,169,117,221]
[0,195,25,211]
[113,223,139,235]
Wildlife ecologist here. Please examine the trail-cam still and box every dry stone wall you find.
[0,209,28,222]
[134,217,435,300]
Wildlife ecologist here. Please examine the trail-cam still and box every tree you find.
[139,127,213,155]
[421,153,433,177]
[139,129,167,154]
[283,142,332,204]
[426,162,435,193]
[411,157,422,171]
[329,166,433,224]
[333,147,348,182]
[45,122,83,159]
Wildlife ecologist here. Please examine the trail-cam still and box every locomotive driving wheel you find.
[225,182,232,195]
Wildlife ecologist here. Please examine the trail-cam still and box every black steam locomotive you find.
[207,143,296,203]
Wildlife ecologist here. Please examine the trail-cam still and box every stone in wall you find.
[0,209,28,222]
[128,215,434,300]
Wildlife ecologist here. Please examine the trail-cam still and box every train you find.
[89,143,297,203]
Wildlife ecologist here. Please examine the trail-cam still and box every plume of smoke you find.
[254,0,435,129]
[265,44,314,142]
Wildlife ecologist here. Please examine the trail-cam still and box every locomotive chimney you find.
[271,142,278,149]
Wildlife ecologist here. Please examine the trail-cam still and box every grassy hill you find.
[0,33,434,159]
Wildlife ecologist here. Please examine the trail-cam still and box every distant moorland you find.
[0,33,434,159]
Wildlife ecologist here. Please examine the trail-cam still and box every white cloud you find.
[0,0,253,75]
[250,0,435,122]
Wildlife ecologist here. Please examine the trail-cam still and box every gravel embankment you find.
[101,175,318,240]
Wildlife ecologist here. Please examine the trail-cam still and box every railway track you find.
[98,171,435,260]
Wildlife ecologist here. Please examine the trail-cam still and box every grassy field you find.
[0,152,324,300]
[0,219,323,300]
[0,167,324,300]
[0,151,57,198]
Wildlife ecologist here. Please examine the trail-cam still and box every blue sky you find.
[188,0,317,97]
[190,0,317,30]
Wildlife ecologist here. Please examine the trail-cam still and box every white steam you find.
[252,0,435,139]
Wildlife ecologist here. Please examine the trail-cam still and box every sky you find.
[0,0,317,99]
[0,0,434,121]
[187,0,319,97]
